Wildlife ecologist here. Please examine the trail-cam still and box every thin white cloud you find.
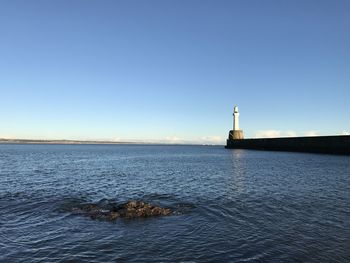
[255,130,281,138]
[254,130,297,138]
[304,130,319,136]
[284,130,297,137]
[0,134,16,139]
[155,135,225,145]
[254,130,348,138]
[199,136,223,144]
[164,136,182,143]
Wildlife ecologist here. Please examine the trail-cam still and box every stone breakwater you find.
[71,200,172,221]
[226,135,350,155]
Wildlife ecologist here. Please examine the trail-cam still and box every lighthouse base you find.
[229,130,244,140]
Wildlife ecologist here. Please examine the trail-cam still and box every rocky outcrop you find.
[72,200,172,221]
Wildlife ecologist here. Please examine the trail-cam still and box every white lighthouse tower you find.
[233,106,240,131]
[229,105,244,140]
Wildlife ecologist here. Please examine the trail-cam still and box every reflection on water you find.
[0,144,349,262]
[230,149,246,194]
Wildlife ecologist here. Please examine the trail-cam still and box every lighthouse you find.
[233,106,240,130]
[228,105,244,140]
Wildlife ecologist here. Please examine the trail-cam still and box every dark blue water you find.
[0,144,349,262]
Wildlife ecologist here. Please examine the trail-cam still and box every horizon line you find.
[0,138,224,146]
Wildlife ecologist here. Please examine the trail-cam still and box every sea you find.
[1,144,349,262]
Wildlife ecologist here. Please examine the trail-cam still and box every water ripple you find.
[0,144,349,262]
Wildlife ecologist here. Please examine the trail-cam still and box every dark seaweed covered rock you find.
[71,200,172,221]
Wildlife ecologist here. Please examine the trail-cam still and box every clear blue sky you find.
[0,0,349,144]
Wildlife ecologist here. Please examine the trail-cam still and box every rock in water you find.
[72,200,172,221]
[119,200,172,218]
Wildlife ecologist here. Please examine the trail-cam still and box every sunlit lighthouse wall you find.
[229,106,244,140]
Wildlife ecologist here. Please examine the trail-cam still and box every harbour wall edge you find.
[225,135,350,155]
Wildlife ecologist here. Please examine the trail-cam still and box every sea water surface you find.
[0,144,349,262]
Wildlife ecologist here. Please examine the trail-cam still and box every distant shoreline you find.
[0,139,221,146]
[0,139,132,145]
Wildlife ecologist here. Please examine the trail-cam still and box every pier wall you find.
[225,135,350,155]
